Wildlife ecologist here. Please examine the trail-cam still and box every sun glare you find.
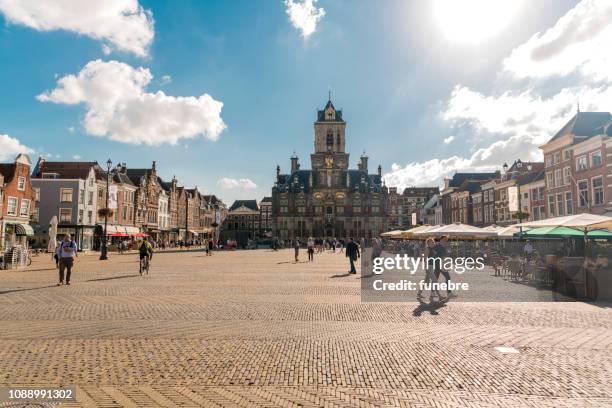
[434,0,522,44]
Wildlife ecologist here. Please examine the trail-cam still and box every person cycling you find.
[138,239,154,275]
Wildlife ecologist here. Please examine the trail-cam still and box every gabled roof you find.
[549,111,612,142]
[229,199,259,212]
[125,169,152,185]
[448,172,498,188]
[113,172,135,186]
[260,196,272,203]
[158,177,172,191]
[202,194,221,205]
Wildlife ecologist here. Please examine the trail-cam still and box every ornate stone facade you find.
[272,99,388,240]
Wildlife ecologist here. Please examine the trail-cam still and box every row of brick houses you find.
[437,111,612,227]
[28,158,226,251]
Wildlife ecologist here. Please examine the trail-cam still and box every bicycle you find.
[139,255,150,275]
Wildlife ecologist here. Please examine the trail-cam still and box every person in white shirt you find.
[56,234,77,286]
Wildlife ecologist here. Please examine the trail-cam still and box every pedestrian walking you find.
[307,237,315,262]
[293,238,300,262]
[371,237,382,262]
[56,234,77,286]
[417,238,441,302]
[208,238,214,255]
[434,236,455,299]
[345,237,360,274]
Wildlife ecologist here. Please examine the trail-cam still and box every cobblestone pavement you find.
[0,249,611,407]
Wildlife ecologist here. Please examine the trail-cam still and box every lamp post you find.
[99,158,112,260]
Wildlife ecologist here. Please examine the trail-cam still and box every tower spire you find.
[328,89,331,102]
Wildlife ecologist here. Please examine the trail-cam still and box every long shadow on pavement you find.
[85,274,141,282]
[0,285,59,295]
[412,300,448,317]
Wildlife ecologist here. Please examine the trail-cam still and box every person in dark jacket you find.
[345,237,360,274]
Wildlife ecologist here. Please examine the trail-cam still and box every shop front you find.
[56,226,95,251]
[1,221,34,250]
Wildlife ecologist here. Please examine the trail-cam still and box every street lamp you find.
[99,158,112,260]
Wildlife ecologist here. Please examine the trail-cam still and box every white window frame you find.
[19,199,30,216]
[592,176,604,206]
[60,188,73,203]
[577,179,589,208]
[59,208,72,223]
[576,155,588,171]
[7,196,18,215]
[17,176,26,191]
[590,150,602,168]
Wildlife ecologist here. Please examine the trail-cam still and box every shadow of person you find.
[412,299,447,316]
[330,273,351,278]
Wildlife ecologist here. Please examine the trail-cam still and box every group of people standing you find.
[290,236,375,276]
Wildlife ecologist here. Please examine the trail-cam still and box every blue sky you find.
[1,0,609,204]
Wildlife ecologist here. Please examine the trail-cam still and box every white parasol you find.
[47,215,58,253]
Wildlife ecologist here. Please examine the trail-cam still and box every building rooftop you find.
[32,159,105,180]
[549,111,612,142]
[229,199,259,212]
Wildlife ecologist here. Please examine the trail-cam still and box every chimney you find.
[444,177,451,189]
[290,153,299,173]
[152,160,156,172]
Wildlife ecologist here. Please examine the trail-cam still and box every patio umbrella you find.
[400,225,437,239]
[47,215,58,253]
[520,226,612,239]
[414,223,497,239]
[496,225,522,239]
[380,230,404,238]
[515,213,612,231]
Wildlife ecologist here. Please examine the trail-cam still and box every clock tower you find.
[311,97,349,188]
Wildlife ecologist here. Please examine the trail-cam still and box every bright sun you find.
[434,0,522,44]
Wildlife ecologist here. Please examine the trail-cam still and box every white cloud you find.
[217,177,258,190]
[0,134,33,161]
[72,154,81,160]
[284,0,325,38]
[385,0,612,190]
[67,126,75,133]
[0,0,154,57]
[503,0,612,82]
[443,135,455,144]
[37,59,226,146]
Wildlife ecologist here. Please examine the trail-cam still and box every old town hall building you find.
[272,98,388,240]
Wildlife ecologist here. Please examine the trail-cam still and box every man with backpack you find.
[56,234,77,286]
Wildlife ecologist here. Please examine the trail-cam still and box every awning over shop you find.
[14,223,34,236]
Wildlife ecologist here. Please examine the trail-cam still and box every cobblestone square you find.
[1,249,611,407]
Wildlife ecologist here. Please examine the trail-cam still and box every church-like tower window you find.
[326,132,334,151]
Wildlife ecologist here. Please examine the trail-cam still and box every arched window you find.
[336,133,341,147]
[326,133,334,150]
